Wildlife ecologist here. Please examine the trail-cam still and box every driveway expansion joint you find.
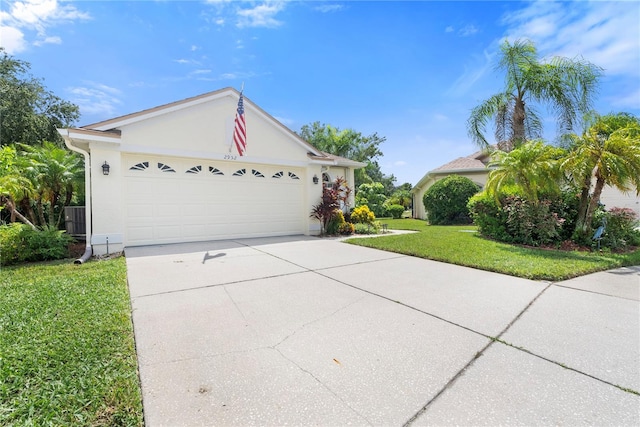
[404,282,554,425]
[272,347,374,426]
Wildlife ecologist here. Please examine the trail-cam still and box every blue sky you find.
[2,0,639,186]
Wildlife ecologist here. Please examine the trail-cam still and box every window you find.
[158,162,176,172]
[130,161,149,171]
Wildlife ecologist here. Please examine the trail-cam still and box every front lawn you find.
[0,258,143,426]
[347,219,640,281]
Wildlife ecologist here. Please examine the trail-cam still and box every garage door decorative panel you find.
[123,156,305,246]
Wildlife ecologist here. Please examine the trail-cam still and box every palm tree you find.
[468,39,602,151]
[562,113,640,234]
[19,142,83,228]
[486,140,565,204]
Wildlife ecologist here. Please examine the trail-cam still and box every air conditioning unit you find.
[64,206,86,237]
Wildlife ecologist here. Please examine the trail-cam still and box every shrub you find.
[338,222,355,235]
[326,209,346,235]
[354,223,375,234]
[351,205,376,224]
[423,175,480,225]
[468,191,510,241]
[310,177,352,235]
[546,190,580,241]
[503,197,564,246]
[385,204,405,219]
[469,191,574,247]
[0,224,73,266]
[0,223,25,265]
[599,207,640,250]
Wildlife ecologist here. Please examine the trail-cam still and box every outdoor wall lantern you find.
[313,174,319,184]
[102,161,110,176]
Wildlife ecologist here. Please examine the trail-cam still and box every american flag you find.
[233,92,246,156]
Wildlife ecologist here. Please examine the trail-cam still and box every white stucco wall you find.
[599,185,640,217]
[88,145,125,255]
[118,95,310,164]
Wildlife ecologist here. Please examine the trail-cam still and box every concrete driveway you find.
[125,236,640,426]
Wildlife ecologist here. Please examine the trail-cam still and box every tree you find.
[0,146,37,229]
[0,48,80,146]
[19,142,84,228]
[354,182,388,217]
[387,189,412,209]
[562,112,640,235]
[298,122,394,189]
[423,175,480,225]
[467,40,602,151]
[486,141,565,204]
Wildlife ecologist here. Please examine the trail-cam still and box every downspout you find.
[59,129,93,264]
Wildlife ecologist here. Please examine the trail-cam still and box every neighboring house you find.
[412,150,640,220]
[412,150,491,220]
[58,87,365,256]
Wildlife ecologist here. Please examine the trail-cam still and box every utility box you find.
[64,206,86,237]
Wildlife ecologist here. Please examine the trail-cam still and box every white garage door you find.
[123,155,305,246]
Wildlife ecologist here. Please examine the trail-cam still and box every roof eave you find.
[411,167,491,193]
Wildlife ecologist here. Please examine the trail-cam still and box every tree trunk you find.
[574,174,592,233]
[583,173,606,232]
[512,96,526,150]
[1,197,37,230]
[19,198,37,225]
[36,199,46,227]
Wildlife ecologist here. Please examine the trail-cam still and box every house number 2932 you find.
[224,154,237,160]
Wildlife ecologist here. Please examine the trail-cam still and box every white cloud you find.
[314,4,344,13]
[0,25,26,53]
[459,24,478,37]
[0,0,90,53]
[174,58,201,65]
[67,82,122,117]
[501,0,640,77]
[273,115,295,127]
[193,70,263,82]
[393,161,407,167]
[33,35,61,46]
[445,26,454,33]
[236,2,286,29]
[447,48,496,97]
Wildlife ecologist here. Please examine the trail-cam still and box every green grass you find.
[349,219,640,281]
[0,258,143,426]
